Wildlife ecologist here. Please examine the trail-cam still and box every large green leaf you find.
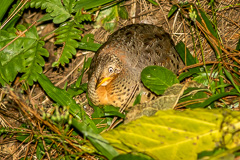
[102,109,240,160]
[141,66,179,95]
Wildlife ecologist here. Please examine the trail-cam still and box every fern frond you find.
[21,41,49,85]
[0,24,49,85]
[53,21,82,67]
[75,10,92,23]
[29,0,72,24]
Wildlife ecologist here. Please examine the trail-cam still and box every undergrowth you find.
[0,0,240,159]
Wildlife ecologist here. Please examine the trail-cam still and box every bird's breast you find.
[96,85,119,106]
[95,86,110,105]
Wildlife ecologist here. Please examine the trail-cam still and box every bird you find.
[87,24,183,109]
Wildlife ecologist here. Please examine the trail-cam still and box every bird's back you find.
[103,24,182,75]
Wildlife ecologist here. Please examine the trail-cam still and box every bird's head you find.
[95,54,123,89]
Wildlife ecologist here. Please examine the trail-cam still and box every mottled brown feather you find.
[88,24,183,108]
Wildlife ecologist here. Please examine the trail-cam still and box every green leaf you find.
[178,64,213,81]
[21,40,49,85]
[91,105,105,118]
[53,21,82,67]
[82,34,95,43]
[95,4,120,31]
[74,57,92,88]
[0,0,14,22]
[223,68,240,93]
[0,24,48,85]
[236,38,240,51]
[2,15,20,30]
[133,93,142,106]
[233,39,240,79]
[78,42,101,51]
[179,87,209,108]
[175,41,198,72]
[125,84,185,123]
[36,142,44,159]
[2,0,24,29]
[113,153,154,160]
[90,105,110,133]
[74,10,92,23]
[29,0,71,24]
[67,83,87,97]
[103,105,124,118]
[146,0,158,5]
[178,70,199,81]
[37,74,99,133]
[198,147,237,160]
[193,92,240,108]
[118,6,128,19]
[64,0,76,13]
[72,118,119,159]
[75,0,115,10]
[168,5,178,18]
[193,72,215,86]
[78,34,101,51]
[102,109,240,160]
[0,28,26,84]
[37,13,53,22]
[0,75,5,85]
[38,74,81,115]
[192,70,221,93]
[195,9,218,38]
[141,66,179,95]
[16,133,30,142]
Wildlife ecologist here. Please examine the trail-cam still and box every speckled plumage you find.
[88,24,183,108]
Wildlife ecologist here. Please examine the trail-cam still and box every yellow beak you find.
[97,77,113,88]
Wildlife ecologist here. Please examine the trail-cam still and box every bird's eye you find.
[108,67,114,73]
